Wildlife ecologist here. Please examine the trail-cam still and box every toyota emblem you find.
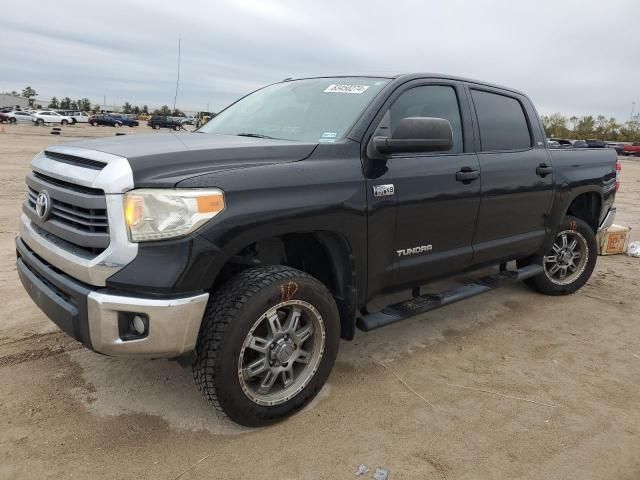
[35,190,52,220]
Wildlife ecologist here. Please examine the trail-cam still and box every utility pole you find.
[630,101,636,122]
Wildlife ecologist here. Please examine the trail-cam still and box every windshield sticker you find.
[324,84,370,94]
[321,132,337,139]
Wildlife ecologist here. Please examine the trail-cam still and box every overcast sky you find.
[2,0,639,119]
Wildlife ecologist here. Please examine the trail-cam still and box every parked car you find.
[571,139,589,148]
[605,142,625,155]
[5,111,34,124]
[0,111,9,123]
[16,74,619,427]
[89,114,139,127]
[622,142,640,156]
[586,139,606,148]
[56,110,90,124]
[547,140,561,149]
[147,115,182,130]
[31,111,72,125]
[550,138,573,148]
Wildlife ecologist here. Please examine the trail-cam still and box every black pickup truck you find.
[16,74,618,426]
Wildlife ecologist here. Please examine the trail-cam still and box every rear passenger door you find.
[468,87,554,266]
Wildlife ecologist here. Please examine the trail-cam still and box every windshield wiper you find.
[236,132,277,139]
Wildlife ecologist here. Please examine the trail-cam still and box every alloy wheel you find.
[543,230,589,285]
[237,299,325,406]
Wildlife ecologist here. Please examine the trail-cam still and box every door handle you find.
[536,163,554,176]
[455,168,480,182]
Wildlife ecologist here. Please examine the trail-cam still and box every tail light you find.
[615,160,621,192]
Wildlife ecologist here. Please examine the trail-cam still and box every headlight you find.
[124,189,225,242]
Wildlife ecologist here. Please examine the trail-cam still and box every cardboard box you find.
[598,224,632,255]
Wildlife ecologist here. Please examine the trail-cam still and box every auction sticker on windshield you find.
[324,84,370,94]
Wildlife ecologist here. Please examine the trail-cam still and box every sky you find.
[1,0,639,120]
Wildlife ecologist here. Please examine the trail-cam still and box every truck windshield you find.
[199,77,390,142]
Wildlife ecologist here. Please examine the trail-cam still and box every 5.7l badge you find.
[373,184,395,197]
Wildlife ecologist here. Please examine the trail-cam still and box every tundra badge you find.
[373,184,395,197]
[397,245,433,257]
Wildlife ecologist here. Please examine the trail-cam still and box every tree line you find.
[540,113,640,142]
[6,86,186,116]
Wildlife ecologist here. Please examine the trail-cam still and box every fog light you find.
[118,312,149,340]
[132,315,146,335]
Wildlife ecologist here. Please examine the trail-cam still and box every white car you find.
[6,111,34,124]
[56,110,90,123]
[31,111,73,125]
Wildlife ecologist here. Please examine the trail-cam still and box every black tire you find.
[61,119,68,126]
[91,121,98,126]
[153,124,160,130]
[9,118,16,124]
[193,265,340,427]
[114,122,122,128]
[173,125,180,131]
[520,215,597,296]
[37,118,44,125]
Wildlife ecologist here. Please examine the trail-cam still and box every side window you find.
[381,85,463,154]
[470,89,531,151]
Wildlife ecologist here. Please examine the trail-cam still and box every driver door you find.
[365,82,481,295]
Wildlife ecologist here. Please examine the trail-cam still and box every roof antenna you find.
[173,38,181,112]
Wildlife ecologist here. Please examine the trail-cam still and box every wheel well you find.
[213,232,357,340]
[566,192,601,232]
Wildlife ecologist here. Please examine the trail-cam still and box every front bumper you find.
[16,236,208,358]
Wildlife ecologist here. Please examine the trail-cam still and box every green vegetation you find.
[541,113,640,142]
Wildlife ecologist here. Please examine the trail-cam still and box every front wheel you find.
[61,119,68,126]
[193,265,340,427]
[521,215,597,295]
[9,118,16,124]
[37,118,44,125]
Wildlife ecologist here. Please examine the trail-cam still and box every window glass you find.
[200,77,390,142]
[470,90,531,151]
[384,85,463,154]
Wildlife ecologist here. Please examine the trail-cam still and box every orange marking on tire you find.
[280,281,299,302]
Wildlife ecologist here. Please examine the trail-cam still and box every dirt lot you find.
[0,123,639,480]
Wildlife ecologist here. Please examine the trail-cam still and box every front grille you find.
[24,172,110,256]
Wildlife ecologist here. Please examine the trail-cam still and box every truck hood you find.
[67,133,318,187]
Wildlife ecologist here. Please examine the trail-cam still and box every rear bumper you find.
[16,236,208,358]
[598,207,616,232]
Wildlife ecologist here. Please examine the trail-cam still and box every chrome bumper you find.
[87,291,209,357]
[17,235,208,358]
[598,207,616,232]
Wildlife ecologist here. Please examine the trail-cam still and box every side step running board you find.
[356,264,543,332]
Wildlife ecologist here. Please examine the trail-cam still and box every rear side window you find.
[471,89,531,151]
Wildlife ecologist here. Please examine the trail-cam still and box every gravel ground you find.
[0,123,639,479]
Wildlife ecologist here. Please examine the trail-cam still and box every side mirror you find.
[370,117,453,156]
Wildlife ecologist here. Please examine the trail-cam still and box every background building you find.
[0,94,29,110]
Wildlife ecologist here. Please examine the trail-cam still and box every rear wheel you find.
[193,265,340,427]
[61,119,68,126]
[521,215,597,295]
[9,118,16,124]
[37,118,44,125]
[91,121,98,126]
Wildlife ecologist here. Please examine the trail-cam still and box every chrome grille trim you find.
[20,146,138,286]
